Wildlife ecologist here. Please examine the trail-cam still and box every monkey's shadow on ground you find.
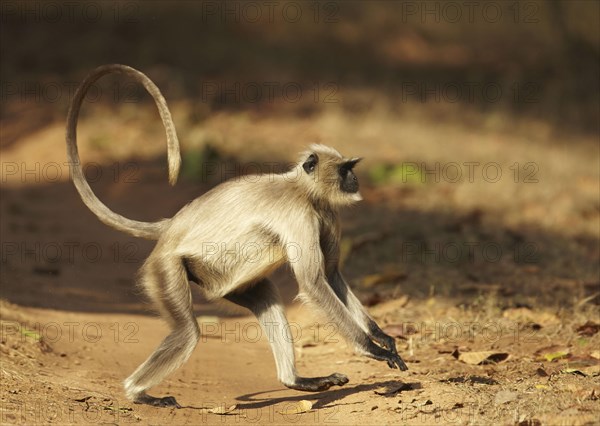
[1,154,598,313]
[178,380,416,411]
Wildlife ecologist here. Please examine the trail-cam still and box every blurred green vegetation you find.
[181,143,223,181]
[1,1,598,133]
[369,163,424,186]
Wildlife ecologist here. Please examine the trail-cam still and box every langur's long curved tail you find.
[66,64,180,240]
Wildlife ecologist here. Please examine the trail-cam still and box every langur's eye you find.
[302,154,318,174]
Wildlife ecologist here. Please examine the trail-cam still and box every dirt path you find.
[2,296,599,425]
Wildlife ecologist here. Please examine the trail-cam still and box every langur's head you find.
[298,144,362,206]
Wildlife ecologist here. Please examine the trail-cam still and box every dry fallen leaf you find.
[453,350,510,365]
[202,404,237,415]
[278,400,313,415]
[575,321,600,337]
[562,365,600,377]
[534,345,571,362]
[543,351,570,362]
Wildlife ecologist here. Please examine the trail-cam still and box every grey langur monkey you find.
[66,64,407,408]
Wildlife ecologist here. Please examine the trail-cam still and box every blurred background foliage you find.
[1,0,598,135]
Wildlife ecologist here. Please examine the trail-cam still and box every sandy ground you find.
[1,97,599,425]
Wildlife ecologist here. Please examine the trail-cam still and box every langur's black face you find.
[301,146,363,206]
[338,159,360,193]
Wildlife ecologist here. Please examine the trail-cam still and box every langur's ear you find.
[340,158,362,171]
[347,158,362,168]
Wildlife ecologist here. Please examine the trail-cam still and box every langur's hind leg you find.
[224,279,349,392]
[124,256,200,407]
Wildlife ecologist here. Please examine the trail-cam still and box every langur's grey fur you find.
[66,64,407,408]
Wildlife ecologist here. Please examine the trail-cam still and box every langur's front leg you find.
[328,270,407,370]
[291,253,406,372]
